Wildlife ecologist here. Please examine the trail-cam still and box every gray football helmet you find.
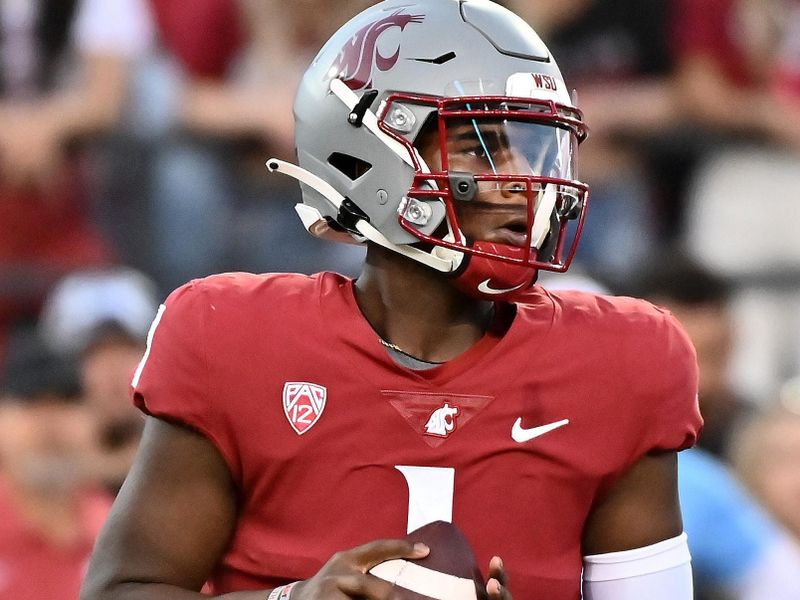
[268,0,589,300]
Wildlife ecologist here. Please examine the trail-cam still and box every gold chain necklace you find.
[378,337,406,354]
[377,337,445,365]
[377,307,496,359]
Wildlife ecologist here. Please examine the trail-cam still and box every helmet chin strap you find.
[266,158,457,273]
[531,183,558,248]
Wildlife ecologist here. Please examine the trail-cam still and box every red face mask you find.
[382,94,589,292]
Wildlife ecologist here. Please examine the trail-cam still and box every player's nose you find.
[499,151,534,199]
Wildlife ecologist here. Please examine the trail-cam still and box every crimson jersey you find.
[132,272,701,599]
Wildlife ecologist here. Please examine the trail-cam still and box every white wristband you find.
[267,581,297,600]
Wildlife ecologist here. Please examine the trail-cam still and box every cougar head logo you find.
[424,403,459,437]
[330,10,424,91]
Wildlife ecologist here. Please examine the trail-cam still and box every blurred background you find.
[0,0,799,598]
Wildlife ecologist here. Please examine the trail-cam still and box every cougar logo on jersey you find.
[330,10,424,90]
[283,382,327,435]
[424,403,459,437]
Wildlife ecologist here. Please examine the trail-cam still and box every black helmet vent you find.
[328,153,373,181]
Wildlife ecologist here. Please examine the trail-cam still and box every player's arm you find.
[81,417,428,600]
[580,451,693,600]
[81,416,258,599]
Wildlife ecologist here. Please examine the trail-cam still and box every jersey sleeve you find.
[629,309,703,456]
[130,281,239,478]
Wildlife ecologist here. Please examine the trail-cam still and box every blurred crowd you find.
[1,0,799,598]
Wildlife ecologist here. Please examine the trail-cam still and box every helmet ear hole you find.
[328,153,373,181]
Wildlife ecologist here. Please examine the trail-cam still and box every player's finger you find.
[336,572,397,599]
[347,539,430,570]
[487,557,512,600]
[487,578,513,600]
[488,556,509,586]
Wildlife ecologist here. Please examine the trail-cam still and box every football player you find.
[81,1,702,599]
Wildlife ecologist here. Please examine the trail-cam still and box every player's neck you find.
[354,245,494,363]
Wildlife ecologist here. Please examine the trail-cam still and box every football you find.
[369,521,488,600]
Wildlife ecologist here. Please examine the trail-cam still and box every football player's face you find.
[416,120,539,247]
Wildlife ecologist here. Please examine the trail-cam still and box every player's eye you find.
[465,144,489,159]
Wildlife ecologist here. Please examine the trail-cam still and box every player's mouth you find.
[457,202,531,247]
[490,214,530,247]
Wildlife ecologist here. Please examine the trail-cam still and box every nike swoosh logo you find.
[477,279,526,295]
[511,418,569,443]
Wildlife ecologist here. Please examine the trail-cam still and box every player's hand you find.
[291,539,430,599]
[486,556,513,600]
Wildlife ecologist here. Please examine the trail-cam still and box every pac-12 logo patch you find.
[330,9,424,90]
[283,382,327,435]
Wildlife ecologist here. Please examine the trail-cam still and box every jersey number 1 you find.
[395,465,455,533]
